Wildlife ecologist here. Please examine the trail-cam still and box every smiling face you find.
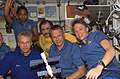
[18,36,32,56]
[17,9,28,23]
[50,29,65,50]
[73,23,89,41]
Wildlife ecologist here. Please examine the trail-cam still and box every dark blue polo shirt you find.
[81,31,120,78]
[11,19,37,41]
[49,40,85,78]
[0,43,11,62]
[0,48,43,79]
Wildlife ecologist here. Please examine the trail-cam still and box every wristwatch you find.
[98,60,106,68]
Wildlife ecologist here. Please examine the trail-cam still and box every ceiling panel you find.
[14,0,85,5]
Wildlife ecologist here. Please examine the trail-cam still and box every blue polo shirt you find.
[0,43,11,62]
[11,19,37,41]
[49,40,84,78]
[80,31,120,78]
[0,48,43,79]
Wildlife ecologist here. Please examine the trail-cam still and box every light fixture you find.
[106,0,120,26]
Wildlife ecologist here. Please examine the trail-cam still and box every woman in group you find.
[72,18,120,79]
[4,0,39,42]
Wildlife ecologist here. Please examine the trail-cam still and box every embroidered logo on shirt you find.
[64,54,68,60]
[88,40,92,44]
[29,25,31,29]
[16,65,20,67]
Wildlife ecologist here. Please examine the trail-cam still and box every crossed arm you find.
[66,66,86,79]
[32,28,39,41]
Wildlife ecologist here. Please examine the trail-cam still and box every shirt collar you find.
[17,18,29,24]
[54,40,68,52]
[16,47,33,57]
[0,43,5,49]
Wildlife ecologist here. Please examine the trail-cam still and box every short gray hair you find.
[17,31,32,41]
